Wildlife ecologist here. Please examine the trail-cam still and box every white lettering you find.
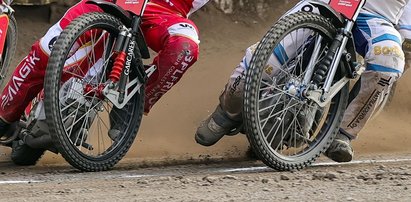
[1,51,40,109]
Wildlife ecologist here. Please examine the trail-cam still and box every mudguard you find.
[87,0,132,25]
[86,0,150,59]
[308,0,357,62]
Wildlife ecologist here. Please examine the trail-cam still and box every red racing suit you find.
[0,0,209,122]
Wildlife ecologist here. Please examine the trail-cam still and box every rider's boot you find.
[0,118,12,139]
[324,131,354,162]
[195,105,242,146]
[195,51,249,146]
[108,105,130,141]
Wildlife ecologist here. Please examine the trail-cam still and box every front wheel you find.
[0,15,17,90]
[244,12,349,171]
[45,13,144,171]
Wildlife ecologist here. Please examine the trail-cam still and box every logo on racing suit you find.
[48,36,58,51]
[124,40,136,76]
[146,49,195,109]
[1,51,40,109]
[347,77,392,129]
[163,0,174,6]
[123,0,140,4]
[347,89,381,129]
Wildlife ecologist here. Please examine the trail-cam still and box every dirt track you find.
[0,2,411,201]
[1,154,411,201]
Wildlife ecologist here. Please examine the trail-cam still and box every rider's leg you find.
[108,9,201,138]
[195,44,252,146]
[140,9,200,113]
[196,3,315,148]
[0,1,101,136]
[195,1,323,146]
[325,11,405,162]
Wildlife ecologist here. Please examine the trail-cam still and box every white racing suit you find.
[219,0,410,139]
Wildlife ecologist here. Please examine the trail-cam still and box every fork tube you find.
[323,20,355,93]
[303,35,323,85]
[117,33,132,104]
[118,16,142,104]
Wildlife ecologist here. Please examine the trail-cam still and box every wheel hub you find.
[285,79,307,100]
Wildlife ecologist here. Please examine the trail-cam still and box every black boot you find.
[325,132,354,162]
[195,105,242,146]
[0,118,11,139]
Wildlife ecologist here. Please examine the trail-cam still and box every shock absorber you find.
[109,28,131,83]
[110,52,127,82]
[312,32,344,85]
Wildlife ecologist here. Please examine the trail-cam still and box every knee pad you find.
[167,36,199,65]
[144,36,199,113]
[366,41,405,75]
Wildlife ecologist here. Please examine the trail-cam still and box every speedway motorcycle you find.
[0,0,155,171]
[244,0,366,170]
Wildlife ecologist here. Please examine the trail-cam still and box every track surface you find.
[1,154,411,201]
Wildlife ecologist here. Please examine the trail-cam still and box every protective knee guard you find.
[144,36,199,113]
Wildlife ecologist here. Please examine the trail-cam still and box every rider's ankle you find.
[339,129,355,141]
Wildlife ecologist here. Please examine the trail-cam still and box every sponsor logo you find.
[373,45,404,59]
[163,0,174,6]
[124,0,140,5]
[124,40,136,76]
[377,77,391,87]
[1,51,40,109]
[179,23,194,30]
[347,90,381,129]
[229,72,244,96]
[48,36,58,51]
[301,5,314,12]
[146,49,195,108]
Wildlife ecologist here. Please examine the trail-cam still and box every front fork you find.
[103,16,156,109]
[306,20,363,107]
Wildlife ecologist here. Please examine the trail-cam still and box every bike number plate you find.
[329,0,362,20]
[0,14,9,59]
[116,0,148,16]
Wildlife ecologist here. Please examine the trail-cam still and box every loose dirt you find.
[0,154,411,201]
